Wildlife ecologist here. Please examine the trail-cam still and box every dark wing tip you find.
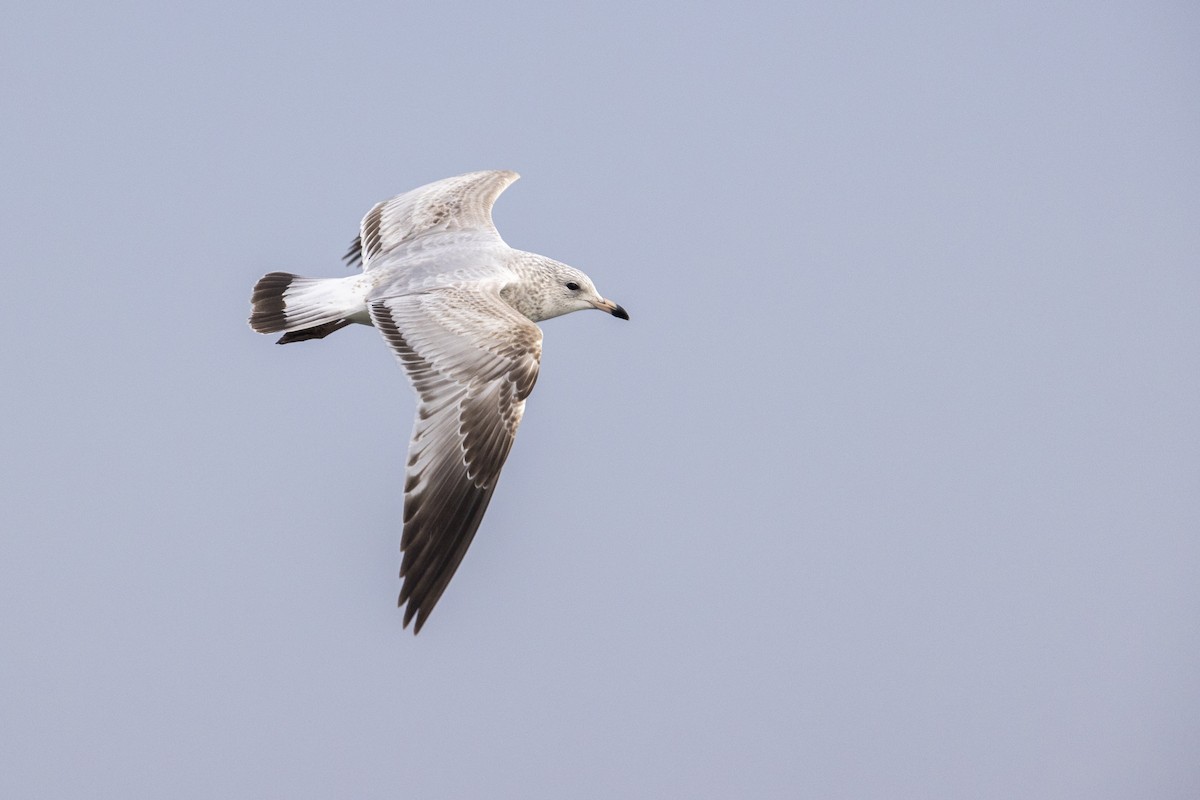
[343,236,364,270]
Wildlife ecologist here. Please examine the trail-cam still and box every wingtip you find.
[400,595,423,634]
[488,169,520,189]
[486,169,520,187]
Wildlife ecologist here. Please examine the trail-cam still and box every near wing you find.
[369,288,541,632]
[345,170,519,270]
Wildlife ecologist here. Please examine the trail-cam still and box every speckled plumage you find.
[249,170,628,633]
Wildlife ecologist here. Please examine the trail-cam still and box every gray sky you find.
[2,1,1198,797]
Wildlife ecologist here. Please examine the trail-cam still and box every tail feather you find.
[249,272,295,333]
[249,272,365,343]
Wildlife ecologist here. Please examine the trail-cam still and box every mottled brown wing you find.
[369,288,541,633]
[347,170,519,271]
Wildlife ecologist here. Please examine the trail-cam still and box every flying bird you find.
[249,171,628,633]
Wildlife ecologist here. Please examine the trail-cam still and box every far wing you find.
[345,170,519,271]
[369,287,541,632]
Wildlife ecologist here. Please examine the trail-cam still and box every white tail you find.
[249,272,367,343]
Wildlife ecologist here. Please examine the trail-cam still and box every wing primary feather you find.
[368,290,541,633]
[342,236,363,269]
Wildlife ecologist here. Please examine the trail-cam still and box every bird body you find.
[249,171,627,632]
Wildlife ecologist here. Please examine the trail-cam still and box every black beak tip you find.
[612,304,630,321]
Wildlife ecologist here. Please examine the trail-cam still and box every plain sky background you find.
[2,1,1197,797]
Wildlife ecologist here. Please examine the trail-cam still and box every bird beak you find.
[594,298,630,320]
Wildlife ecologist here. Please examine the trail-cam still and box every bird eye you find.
[565,281,580,291]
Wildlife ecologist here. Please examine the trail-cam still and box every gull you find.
[248,170,628,633]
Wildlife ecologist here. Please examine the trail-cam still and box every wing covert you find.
[349,170,519,271]
[369,288,541,632]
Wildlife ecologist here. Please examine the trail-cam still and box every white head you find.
[522,258,629,323]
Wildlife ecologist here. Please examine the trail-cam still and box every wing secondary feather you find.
[346,170,519,271]
[370,288,541,632]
